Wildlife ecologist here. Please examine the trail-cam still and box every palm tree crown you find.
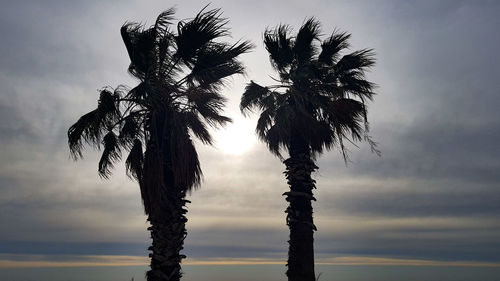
[241,18,377,160]
[68,7,252,281]
[69,7,252,210]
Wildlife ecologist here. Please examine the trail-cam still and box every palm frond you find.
[121,22,156,79]
[273,104,294,136]
[290,104,335,155]
[97,89,119,120]
[175,6,229,65]
[255,107,275,140]
[293,18,321,65]
[152,8,177,77]
[185,89,227,122]
[240,81,273,114]
[308,120,336,155]
[336,49,376,73]
[182,111,212,144]
[196,104,232,127]
[264,124,289,158]
[184,87,231,127]
[325,98,366,142]
[154,8,176,36]
[98,131,122,178]
[186,40,253,89]
[126,82,149,100]
[113,84,130,98]
[187,60,245,89]
[68,89,120,159]
[185,87,227,107]
[68,110,99,159]
[338,72,376,100]
[318,30,351,65]
[119,112,142,147]
[264,24,294,73]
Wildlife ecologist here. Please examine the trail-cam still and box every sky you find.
[1,0,500,270]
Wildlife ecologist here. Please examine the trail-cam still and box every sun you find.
[215,117,256,155]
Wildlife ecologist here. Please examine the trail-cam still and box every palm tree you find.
[68,7,252,281]
[240,19,377,281]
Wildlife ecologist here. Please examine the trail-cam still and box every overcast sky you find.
[1,0,499,266]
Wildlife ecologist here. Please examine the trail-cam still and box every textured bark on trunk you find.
[146,189,188,281]
[284,134,318,281]
[144,111,188,281]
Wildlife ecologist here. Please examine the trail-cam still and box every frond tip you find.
[175,6,230,63]
[68,110,98,159]
[318,30,351,64]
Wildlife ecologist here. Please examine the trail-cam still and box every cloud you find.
[0,0,500,266]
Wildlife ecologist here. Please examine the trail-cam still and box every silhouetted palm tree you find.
[240,19,377,281]
[68,7,251,281]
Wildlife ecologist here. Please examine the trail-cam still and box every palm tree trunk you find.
[146,189,188,281]
[284,134,318,281]
[145,112,188,281]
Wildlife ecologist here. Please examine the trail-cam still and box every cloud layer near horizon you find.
[1,0,499,264]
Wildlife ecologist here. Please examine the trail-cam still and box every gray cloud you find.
[0,104,37,141]
[0,0,499,265]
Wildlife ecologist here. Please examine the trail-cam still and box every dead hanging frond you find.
[126,139,144,180]
[170,118,202,192]
[98,131,121,178]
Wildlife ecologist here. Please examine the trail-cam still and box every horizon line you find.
[1,255,499,268]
